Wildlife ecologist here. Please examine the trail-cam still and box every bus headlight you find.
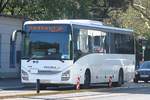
[21,70,29,80]
[61,70,70,81]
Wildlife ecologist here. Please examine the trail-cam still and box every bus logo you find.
[33,60,39,64]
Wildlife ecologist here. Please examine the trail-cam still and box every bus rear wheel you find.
[117,69,124,86]
[113,69,124,87]
[83,70,91,88]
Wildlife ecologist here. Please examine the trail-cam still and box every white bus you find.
[12,19,135,88]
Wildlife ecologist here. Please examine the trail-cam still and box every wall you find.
[0,16,23,78]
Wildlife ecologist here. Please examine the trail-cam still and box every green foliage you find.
[2,0,149,37]
[2,0,150,61]
[1,0,149,38]
[37,0,92,20]
[0,0,9,13]
[0,0,132,20]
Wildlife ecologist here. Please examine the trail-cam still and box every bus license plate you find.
[40,80,50,83]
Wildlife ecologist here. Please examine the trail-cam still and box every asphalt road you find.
[4,82,150,100]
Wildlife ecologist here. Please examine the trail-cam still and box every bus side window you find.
[88,35,93,52]
[104,33,109,53]
[113,34,134,54]
[78,29,89,53]
[73,28,88,60]
[93,36,100,53]
[93,31,106,53]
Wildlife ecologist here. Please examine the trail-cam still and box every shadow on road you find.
[2,79,150,95]
[90,82,150,95]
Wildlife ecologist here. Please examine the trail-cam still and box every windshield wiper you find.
[27,56,35,62]
[59,59,64,63]
[45,55,64,63]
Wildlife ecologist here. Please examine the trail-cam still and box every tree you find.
[0,0,9,13]
[131,0,150,31]
[0,0,133,21]
[115,0,150,38]
[89,0,133,25]
[37,0,92,20]
[1,0,43,19]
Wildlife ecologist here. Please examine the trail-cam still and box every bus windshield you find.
[23,24,72,60]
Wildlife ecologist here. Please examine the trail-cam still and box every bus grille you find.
[38,70,61,75]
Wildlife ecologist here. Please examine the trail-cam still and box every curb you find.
[0,87,110,99]
[0,86,25,90]
[2,84,149,99]
[0,91,58,99]
[0,89,85,99]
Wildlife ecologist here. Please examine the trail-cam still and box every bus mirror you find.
[11,30,23,42]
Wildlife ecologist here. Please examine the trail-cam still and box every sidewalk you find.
[0,78,60,99]
[0,78,24,90]
[0,90,59,99]
[0,78,28,99]
[0,79,149,99]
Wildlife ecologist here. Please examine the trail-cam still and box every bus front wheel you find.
[117,69,124,86]
[113,69,124,87]
[83,69,91,88]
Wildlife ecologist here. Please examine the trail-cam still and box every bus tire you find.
[83,69,91,88]
[117,69,124,87]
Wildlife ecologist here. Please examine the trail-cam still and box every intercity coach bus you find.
[12,19,135,88]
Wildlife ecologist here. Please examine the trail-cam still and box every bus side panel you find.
[73,53,135,84]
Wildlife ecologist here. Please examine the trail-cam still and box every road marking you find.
[66,93,129,100]
[27,92,128,100]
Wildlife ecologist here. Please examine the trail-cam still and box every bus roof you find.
[24,19,134,34]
